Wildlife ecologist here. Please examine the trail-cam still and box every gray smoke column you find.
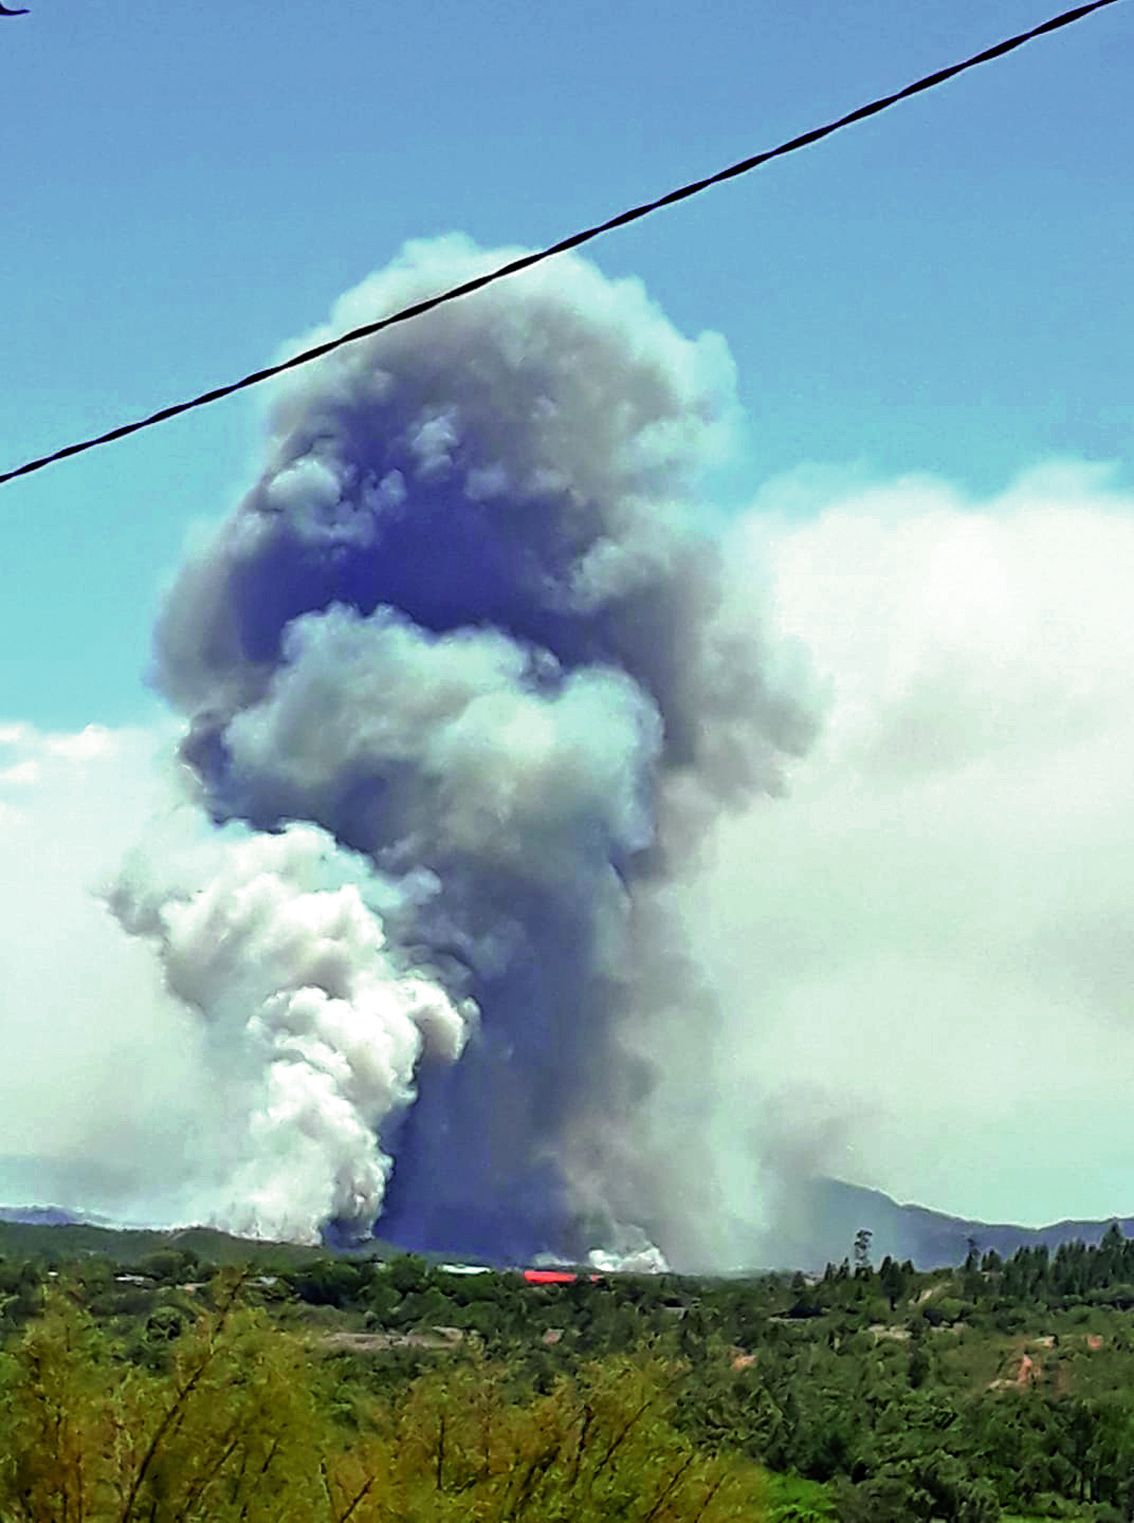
[136,235,814,1261]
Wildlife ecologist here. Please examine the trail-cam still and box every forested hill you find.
[9,1220,1134,1518]
[0,1216,335,1268]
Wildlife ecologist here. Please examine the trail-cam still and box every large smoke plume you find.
[117,236,815,1261]
[6,251,1133,1268]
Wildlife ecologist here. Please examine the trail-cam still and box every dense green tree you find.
[879,1256,908,1311]
[852,1231,872,1273]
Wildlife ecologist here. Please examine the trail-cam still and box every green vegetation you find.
[0,1271,761,1522]
[5,1224,1134,1519]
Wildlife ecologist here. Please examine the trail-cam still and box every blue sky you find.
[2,0,1131,728]
[5,1,1134,1236]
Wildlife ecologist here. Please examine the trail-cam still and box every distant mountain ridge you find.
[0,1205,107,1228]
[3,1182,1134,1272]
[781,1179,1134,1272]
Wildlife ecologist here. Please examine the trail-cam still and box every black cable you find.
[0,0,1122,489]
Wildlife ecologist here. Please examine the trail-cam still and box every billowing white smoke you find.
[110,824,472,1242]
[221,607,663,894]
[5,270,1134,1262]
[121,235,814,1258]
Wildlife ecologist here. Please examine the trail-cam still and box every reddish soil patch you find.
[1008,1352,1043,1387]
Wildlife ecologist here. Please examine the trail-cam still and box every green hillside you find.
[0,1218,332,1268]
[4,1224,1134,1519]
[0,1218,407,1271]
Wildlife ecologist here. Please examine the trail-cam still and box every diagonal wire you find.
[0,0,1123,489]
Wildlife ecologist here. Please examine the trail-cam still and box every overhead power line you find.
[1,0,1123,490]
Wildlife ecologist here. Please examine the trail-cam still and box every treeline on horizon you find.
[6,1227,1134,1521]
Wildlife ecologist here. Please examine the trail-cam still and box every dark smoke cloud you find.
[133,236,815,1262]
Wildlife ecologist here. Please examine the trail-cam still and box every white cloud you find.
[0,720,224,1223]
[679,461,1134,1235]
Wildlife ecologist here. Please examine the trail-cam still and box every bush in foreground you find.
[0,1274,766,1523]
